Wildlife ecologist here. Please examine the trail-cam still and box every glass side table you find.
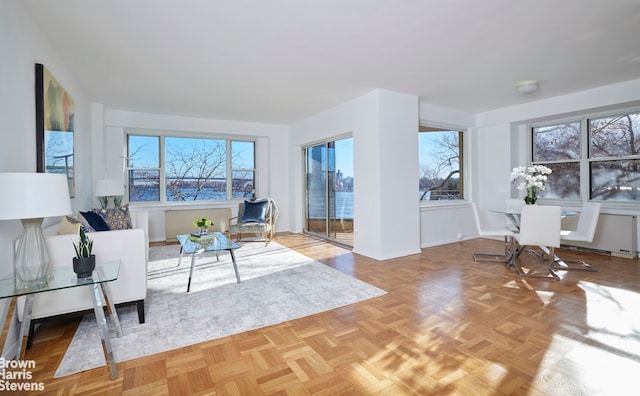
[177,233,241,292]
[0,260,123,380]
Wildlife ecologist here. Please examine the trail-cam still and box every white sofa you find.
[17,211,149,333]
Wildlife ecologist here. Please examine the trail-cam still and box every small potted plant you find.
[193,217,213,236]
[72,228,95,278]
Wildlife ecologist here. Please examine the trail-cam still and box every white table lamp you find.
[95,178,124,208]
[0,173,72,286]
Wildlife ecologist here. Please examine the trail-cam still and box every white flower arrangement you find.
[509,164,552,204]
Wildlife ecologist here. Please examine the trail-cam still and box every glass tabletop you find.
[491,207,578,216]
[177,232,240,254]
[0,260,120,299]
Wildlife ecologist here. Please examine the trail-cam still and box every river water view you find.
[130,186,355,220]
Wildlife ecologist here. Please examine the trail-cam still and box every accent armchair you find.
[229,198,279,246]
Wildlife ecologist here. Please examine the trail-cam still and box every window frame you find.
[229,140,257,199]
[529,107,640,206]
[418,123,466,204]
[126,130,257,204]
[530,120,584,201]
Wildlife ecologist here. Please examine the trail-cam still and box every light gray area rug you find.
[55,241,386,378]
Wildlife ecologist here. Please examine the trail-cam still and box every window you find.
[531,110,640,202]
[128,135,160,202]
[303,137,354,246]
[419,125,464,201]
[127,133,255,203]
[532,122,581,199]
[230,141,256,199]
[589,112,640,201]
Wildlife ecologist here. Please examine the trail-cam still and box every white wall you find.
[375,90,421,258]
[290,89,421,260]
[0,0,93,358]
[476,79,640,128]
[467,79,640,251]
[96,108,290,242]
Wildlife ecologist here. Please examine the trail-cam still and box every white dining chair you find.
[471,202,515,263]
[554,202,601,271]
[512,205,562,280]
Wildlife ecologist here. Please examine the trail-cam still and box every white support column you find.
[352,89,421,260]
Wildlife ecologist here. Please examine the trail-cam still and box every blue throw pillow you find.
[241,200,269,223]
[79,210,111,232]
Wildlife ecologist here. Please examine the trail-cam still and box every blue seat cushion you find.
[241,200,269,223]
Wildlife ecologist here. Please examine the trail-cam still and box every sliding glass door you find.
[304,137,353,246]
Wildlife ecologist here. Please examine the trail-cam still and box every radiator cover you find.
[561,213,637,259]
[165,208,232,242]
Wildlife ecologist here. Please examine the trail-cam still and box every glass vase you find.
[524,187,537,205]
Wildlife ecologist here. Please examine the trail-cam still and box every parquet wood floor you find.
[17,234,640,395]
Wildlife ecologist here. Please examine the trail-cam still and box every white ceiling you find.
[23,0,640,125]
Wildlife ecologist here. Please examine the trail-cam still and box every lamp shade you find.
[95,178,124,196]
[0,173,72,220]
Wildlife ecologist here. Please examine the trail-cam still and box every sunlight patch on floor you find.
[502,279,535,290]
[579,280,640,359]
[502,278,551,306]
[533,333,640,395]
[535,290,555,306]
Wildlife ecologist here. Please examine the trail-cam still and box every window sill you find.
[128,201,239,212]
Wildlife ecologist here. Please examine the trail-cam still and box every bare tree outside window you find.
[165,137,227,201]
[419,126,463,201]
[590,112,640,201]
[533,123,581,161]
[533,122,581,199]
[532,111,640,202]
[127,134,256,202]
[591,114,640,158]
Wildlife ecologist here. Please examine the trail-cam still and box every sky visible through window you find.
[128,136,254,172]
[128,135,159,168]
[129,134,446,181]
[334,138,353,178]
[419,133,449,177]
